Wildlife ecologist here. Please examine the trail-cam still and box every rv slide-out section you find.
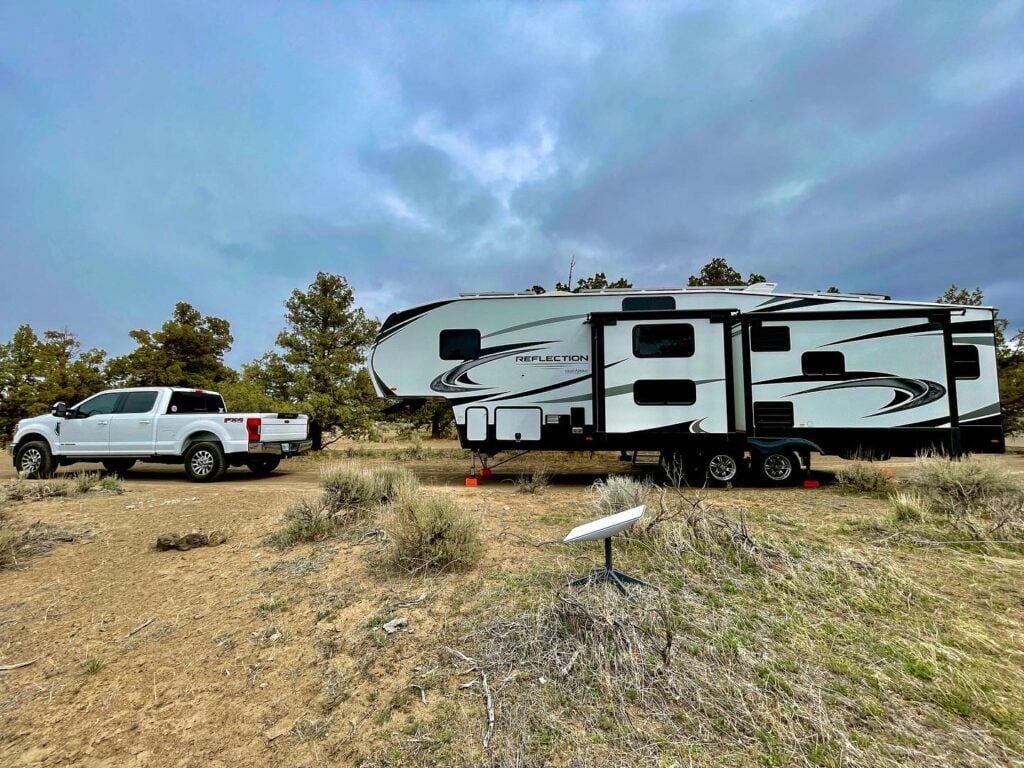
[370,287,1004,476]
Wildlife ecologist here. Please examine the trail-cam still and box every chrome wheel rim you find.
[708,454,738,482]
[20,448,43,475]
[190,450,215,476]
[763,453,793,481]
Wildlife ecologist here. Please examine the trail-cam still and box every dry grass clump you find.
[513,470,549,494]
[902,455,1024,542]
[590,475,651,517]
[383,493,481,574]
[0,521,82,570]
[273,499,341,549]
[1,477,72,503]
[320,465,417,515]
[274,465,421,548]
[834,462,897,496]
[72,472,124,495]
[890,489,928,523]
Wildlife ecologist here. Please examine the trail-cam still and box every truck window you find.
[439,329,481,360]
[119,391,158,414]
[633,324,695,358]
[167,392,227,414]
[77,392,121,417]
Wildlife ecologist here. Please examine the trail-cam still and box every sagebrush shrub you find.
[385,493,481,574]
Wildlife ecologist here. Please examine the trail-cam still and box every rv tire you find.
[758,451,799,486]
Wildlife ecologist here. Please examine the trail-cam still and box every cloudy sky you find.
[2,0,1022,365]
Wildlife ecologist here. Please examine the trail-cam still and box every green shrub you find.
[834,463,896,496]
[273,499,339,548]
[514,471,550,494]
[385,493,482,574]
[907,455,1019,509]
[590,475,651,517]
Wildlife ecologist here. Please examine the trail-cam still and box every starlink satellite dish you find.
[563,505,645,543]
[563,505,652,595]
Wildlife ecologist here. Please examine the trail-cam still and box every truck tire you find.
[102,459,136,476]
[184,442,226,483]
[246,456,281,476]
[757,451,800,486]
[15,440,55,479]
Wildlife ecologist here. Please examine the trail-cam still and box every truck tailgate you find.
[259,416,308,442]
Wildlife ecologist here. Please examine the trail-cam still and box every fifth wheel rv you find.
[369,285,1004,484]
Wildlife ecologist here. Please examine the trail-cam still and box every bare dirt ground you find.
[1,443,1023,767]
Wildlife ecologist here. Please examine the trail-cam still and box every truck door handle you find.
[97,421,109,426]
[139,420,151,424]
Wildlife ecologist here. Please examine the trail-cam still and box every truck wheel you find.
[102,459,136,476]
[706,453,742,486]
[15,440,55,479]
[184,442,226,482]
[758,451,799,486]
[246,456,281,476]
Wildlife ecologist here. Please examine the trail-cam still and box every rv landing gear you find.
[468,450,530,481]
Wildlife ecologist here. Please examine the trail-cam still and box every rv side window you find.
[951,345,980,379]
[633,379,697,406]
[622,296,675,311]
[633,324,694,358]
[439,329,481,360]
[751,325,790,352]
[802,351,845,376]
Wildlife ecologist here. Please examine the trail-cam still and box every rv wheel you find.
[706,453,740,485]
[758,451,798,485]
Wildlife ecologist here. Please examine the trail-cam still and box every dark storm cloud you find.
[1,0,1021,366]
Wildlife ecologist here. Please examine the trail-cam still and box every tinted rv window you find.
[167,392,226,414]
[751,325,790,352]
[439,329,481,360]
[633,379,697,406]
[633,324,694,358]
[951,345,980,379]
[622,296,675,311]
[119,391,158,414]
[802,351,845,376]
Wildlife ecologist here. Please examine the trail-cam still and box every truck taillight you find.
[246,417,262,443]
[306,421,310,439]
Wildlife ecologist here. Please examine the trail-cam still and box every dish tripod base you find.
[569,537,653,596]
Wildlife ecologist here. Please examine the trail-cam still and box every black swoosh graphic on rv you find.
[482,314,588,339]
[429,342,552,393]
[820,321,942,347]
[376,299,456,342]
[784,376,946,416]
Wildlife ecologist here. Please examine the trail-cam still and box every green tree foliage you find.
[0,326,107,439]
[529,272,632,294]
[106,303,236,388]
[687,257,767,287]
[938,284,1022,432]
[246,273,380,444]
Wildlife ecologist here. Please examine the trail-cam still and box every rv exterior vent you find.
[754,402,794,433]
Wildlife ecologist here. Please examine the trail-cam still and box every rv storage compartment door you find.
[466,407,488,442]
[602,318,729,435]
[495,408,541,442]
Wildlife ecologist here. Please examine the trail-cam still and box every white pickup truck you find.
[10,387,311,482]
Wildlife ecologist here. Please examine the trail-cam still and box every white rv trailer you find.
[369,285,1004,483]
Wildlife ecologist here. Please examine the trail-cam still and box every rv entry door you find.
[600,317,729,435]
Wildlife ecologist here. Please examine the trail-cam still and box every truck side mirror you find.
[52,402,67,418]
